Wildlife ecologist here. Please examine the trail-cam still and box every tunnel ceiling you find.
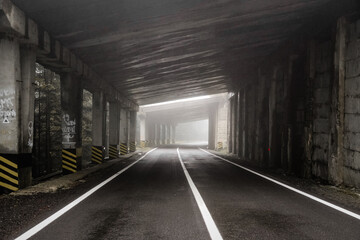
[142,93,227,123]
[12,0,345,105]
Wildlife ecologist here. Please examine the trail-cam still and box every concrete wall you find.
[229,16,360,188]
[312,41,333,180]
[344,20,360,187]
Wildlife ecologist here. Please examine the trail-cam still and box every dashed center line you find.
[177,148,223,240]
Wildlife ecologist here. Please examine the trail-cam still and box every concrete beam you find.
[0,0,138,111]
[0,0,25,36]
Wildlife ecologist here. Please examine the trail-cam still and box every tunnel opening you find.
[175,120,209,146]
[138,93,229,150]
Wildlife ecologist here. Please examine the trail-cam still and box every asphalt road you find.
[17,147,360,239]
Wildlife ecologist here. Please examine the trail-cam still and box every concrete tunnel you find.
[0,0,360,195]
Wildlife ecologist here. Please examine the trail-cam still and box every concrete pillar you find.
[20,45,36,154]
[119,108,129,155]
[235,92,241,156]
[139,114,146,147]
[0,36,37,191]
[231,94,237,154]
[155,123,161,146]
[19,45,36,188]
[91,91,105,163]
[233,93,239,155]
[171,124,176,144]
[208,105,218,150]
[228,97,233,153]
[240,88,246,159]
[109,102,120,159]
[161,124,166,145]
[149,122,156,147]
[215,99,228,151]
[129,111,137,152]
[329,17,346,185]
[166,123,171,144]
[60,73,83,173]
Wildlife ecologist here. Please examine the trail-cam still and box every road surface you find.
[15,147,360,239]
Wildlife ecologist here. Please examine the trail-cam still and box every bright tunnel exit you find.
[175,119,209,145]
[137,93,229,150]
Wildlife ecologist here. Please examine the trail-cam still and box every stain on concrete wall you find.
[312,41,333,180]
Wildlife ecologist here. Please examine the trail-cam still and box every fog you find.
[138,93,228,148]
[175,120,209,145]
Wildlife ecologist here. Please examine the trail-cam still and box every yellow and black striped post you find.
[109,145,119,159]
[91,146,104,164]
[62,149,78,173]
[0,155,19,192]
[130,142,136,152]
[120,143,128,155]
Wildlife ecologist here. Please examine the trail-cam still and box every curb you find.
[9,151,143,196]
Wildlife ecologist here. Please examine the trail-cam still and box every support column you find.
[208,104,218,150]
[0,36,38,191]
[119,108,129,155]
[231,94,237,154]
[19,45,36,188]
[148,122,155,147]
[236,91,241,156]
[91,91,106,163]
[240,88,246,159]
[233,93,239,155]
[166,123,171,144]
[228,97,233,153]
[60,73,83,173]
[155,123,161,146]
[161,124,166,145]
[139,114,146,148]
[109,102,120,159]
[329,17,346,185]
[171,124,176,144]
[129,111,137,152]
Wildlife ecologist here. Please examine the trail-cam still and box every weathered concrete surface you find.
[227,15,360,189]
[109,102,120,146]
[19,45,36,154]
[60,73,83,149]
[0,35,20,153]
[10,0,357,105]
[91,91,105,147]
[344,19,360,188]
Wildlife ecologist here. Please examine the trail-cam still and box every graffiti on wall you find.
[0,88,16,124]
[28,121,34,148]
[62,114,76,147]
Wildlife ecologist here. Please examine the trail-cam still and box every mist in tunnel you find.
[137,93,228,149]
[175,120,209,145]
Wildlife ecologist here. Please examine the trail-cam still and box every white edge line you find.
[200,148,360,221]
[177,148,223,240]
[15,148,158,240]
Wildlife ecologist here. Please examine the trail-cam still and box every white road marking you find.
[200,148,360,221]
[15,148,158,240]
[177,148,223,240]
